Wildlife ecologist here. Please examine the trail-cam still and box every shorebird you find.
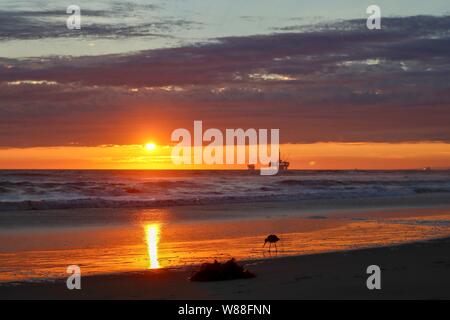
[263,234,280,251]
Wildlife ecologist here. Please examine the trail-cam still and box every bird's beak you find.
[263,241,266,247]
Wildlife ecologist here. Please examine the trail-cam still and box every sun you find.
[145,143,157,151]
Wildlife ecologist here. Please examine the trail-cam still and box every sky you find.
[1,1,450,169]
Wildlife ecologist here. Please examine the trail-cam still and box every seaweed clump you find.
[190,258,255,282]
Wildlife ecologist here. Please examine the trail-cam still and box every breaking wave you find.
[0,169,449,211]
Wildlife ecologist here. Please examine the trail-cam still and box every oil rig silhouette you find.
[247,151,290,171]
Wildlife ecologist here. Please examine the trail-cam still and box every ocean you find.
[1,170,450,211]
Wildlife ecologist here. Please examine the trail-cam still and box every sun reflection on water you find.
[145,224,160,269]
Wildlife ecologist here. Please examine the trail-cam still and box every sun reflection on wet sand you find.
[1,208,450,282]
[145,224,160,269]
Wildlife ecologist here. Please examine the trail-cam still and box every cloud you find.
[0,4,199,40]
[0,15,449,147]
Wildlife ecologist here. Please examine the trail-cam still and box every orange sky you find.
[1,142,449,170]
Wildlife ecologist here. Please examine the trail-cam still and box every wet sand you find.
[1,201,450,282]
[1,237,450,300]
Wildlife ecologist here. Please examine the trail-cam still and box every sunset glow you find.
[1,142,449,170]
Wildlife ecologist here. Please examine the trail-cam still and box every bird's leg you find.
[269,243,271,251]
[275,243,277,251]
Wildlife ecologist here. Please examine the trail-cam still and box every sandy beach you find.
[1,236,450,300]
[1,194,450,282]
[1,192,450,299]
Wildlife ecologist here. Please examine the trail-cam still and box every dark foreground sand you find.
[1,237,450,300]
